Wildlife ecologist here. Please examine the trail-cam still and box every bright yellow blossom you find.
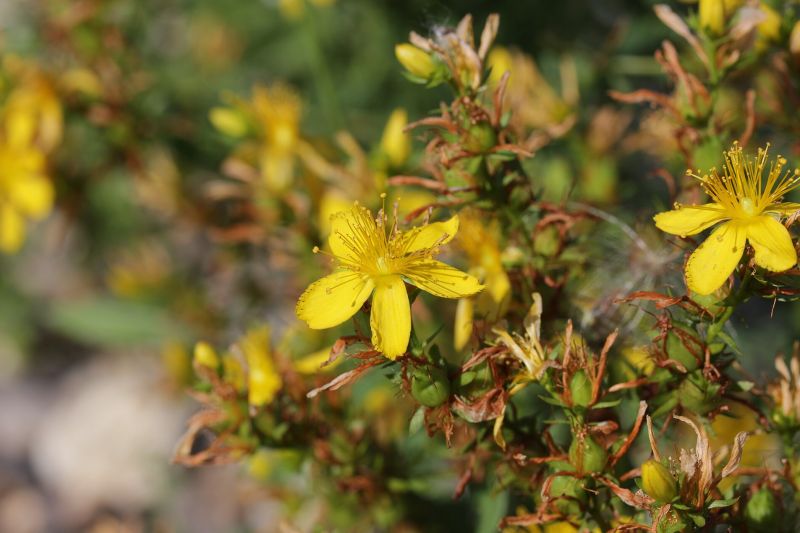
[238,326,282,407]
[296,202,483,359]
[654,143,800,295]
[0,106,55,253]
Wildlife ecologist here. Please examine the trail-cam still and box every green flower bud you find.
[569,369,592,408]
[641,460,678,503]
[569,435,607,474]
[745,488,779,532]
[411,366,451,407]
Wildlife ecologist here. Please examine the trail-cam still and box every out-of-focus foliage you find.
[5,0,800,531]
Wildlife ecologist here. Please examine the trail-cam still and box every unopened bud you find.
[641,460,678,503]
[569,369,593,408]
[194,341,220,369]
[411,366,451,407]
[699,0,726,36]
[395,44,436,80]
[379,108,410,168]
[209,107,248,138]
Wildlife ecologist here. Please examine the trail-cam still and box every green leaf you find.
[688,514,706,527]
[708,497,738,509]
[46,296,184,347]
[475,488,509,533]
[409,407,426,435]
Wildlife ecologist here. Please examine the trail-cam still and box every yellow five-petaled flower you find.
[296,202,484,359]
[654,143,800,295]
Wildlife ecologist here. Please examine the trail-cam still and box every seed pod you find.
[411,366,451,407]
[569,434,607,474]
[641,460,678,503]
[569,369,592,408]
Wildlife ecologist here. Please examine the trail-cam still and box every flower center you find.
[739,197,757,217]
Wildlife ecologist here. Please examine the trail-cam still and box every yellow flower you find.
[239,326,282,407]
[654,143,800,295]
[0,109,54,253]
[296,202,483,359]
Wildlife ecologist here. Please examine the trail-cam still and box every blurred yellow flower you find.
[486,46,576,136]
[379,108,410,169]
[239,326,282,407]
[0,104,55,253]
[296,202,483,359]
[252,85,302,191]
[756,2,782,50]
[211,84,304,192]
[454,214,511,350]
[654,143,800,295]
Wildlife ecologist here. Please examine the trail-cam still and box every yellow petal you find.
[370,275,410,359]
[296,270,375,329]
[328,204,376,265]
[241,326,282,407]
[653,203,726,236]
[685,222,746,295]
[403,259,484,298]
[4,107,36,149]
[9,175,53,218]
[454,296,474,351]
[0,205,25,253]
[396,215,459,254]
[746,216,797,272]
